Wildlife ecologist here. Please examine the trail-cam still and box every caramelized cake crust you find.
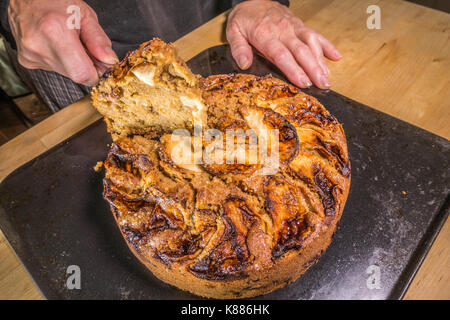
[95,40,350,299]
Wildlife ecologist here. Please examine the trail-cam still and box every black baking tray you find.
[0,45,448,300]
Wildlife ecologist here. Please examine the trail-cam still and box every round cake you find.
[100,72,351,298]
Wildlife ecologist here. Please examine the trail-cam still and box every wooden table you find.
[0,0,448,299]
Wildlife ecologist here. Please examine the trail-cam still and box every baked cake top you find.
[101,72,351,280]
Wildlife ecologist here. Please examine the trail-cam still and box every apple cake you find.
[92,39,351,299]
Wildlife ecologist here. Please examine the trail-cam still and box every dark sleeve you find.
[0,0,15,48]
[232,0,290,7]
[0,0,10,32]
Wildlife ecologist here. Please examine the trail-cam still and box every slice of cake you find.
[91,38,206,140]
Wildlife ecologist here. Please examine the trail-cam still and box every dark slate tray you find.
[0,45,448,300]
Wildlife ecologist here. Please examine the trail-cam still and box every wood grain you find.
[0,0,448,299]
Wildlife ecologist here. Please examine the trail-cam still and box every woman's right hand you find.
[8,0,118,86]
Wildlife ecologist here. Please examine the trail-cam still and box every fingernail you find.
[238,56,249,69]
[321,74,330,88]
[335,50,342,59]
[104,47,119,64]
[299,75,312,88]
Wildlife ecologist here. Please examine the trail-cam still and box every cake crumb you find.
[94,161,104,172]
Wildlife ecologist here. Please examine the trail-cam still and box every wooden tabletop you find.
[0,0,448,299]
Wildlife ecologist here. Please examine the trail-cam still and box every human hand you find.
[8,0,118,86]
[227,0,342,89]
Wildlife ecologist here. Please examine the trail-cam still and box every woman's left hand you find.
[226,0,342,89]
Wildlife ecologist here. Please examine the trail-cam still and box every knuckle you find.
[270,47,288,62]
[20,34,36,50]
[312,65,324,75]
[38,14,63,35]
[295,18,305,28]
[91,34,111,47]
[105,37,112,47]
[235,43,248,53]
[85,6,98,20]
[277,17,291,30]
[293,42,308,56]
[253,22,269,39]
[304,31,317,43]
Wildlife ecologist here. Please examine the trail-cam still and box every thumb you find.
[80,10,118,65]
[226,25,253,70]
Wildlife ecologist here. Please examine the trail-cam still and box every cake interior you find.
[92,39,206,140]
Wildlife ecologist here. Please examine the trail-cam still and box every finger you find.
[80,9,118,65]
[258,38,312,88]
[85,50,113,77]
[282,35,330,89]
[318,35,342,61]
[297,29,329,76]
[226,25,253,70]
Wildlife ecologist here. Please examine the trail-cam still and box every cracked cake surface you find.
[93,39,351,299]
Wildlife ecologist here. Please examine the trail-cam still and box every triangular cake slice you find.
[91,38,206,140]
